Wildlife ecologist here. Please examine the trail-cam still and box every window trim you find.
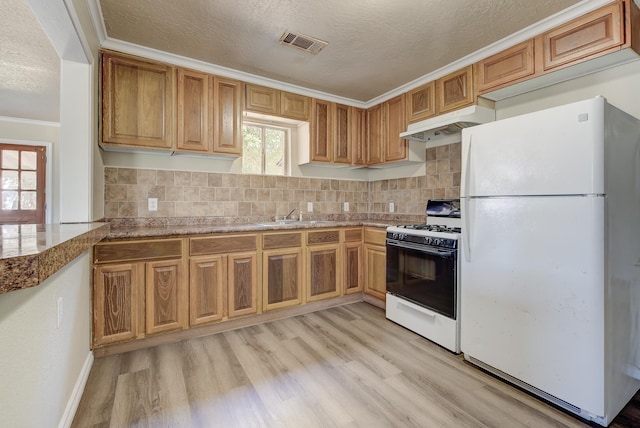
[0,139,53,223]
[242,120,291,176]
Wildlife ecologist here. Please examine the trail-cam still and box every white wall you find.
[0,252,92,428]
[496,59,640,120]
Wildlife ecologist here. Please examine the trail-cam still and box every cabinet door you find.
[146,259,187,335]
[406,81,436,123]
[436,65,474,114]
[228,252,258,318]
[307,244,341,302]
[366,103,384,165]
[212,76,243,155]
[476,39,536,93]
[281,91,310,120]
[542,1,623,71]
[189,256,224,326]
[310,99,332,162]
[364,244,387,301]
[350,107,367,166]
[343,242,363,294]
[334,103,351,164]
[93,263,145,346]
[245,84,279,115]
[263,248,303,311]
[177,68,210,152]
[384,95,407,163]
[101,52,174,149]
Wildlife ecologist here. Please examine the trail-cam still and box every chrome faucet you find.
[284,208,297,220]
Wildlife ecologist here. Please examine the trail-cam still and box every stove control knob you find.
[434,238,443,246]
[424,237,432,245]
[392,233,399,240]
[399,233,406,240]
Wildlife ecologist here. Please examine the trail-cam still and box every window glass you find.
[242,123,288,176]
[0,144,46,223]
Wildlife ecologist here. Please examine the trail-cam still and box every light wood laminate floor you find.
[72,303,638,427]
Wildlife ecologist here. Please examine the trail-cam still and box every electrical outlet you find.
[148,198,158,211]
[389,202,395,213]
[343,202,349,212]
[57,297,63,329]
[307,202,314,212]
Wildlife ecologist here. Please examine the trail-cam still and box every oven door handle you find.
[386,240,456,258]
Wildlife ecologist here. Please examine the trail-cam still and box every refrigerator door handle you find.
[462,132,472,262]
[463,133,472,197]
[462,197,471,262]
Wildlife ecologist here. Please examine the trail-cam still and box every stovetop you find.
[394,224,461,234]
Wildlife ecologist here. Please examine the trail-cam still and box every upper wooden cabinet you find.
[436,65,475,114]
[245,84,279,114]
[307,100,352,165]
[406,81,436,123]
[281,91,311,120]
[101,52,175,150]
[366,103,384,165]
[177,68,209,152]
[245,83,310,120]
[365,96,407,165]
[176,72,242,156]
[350,107,367,166]
[384,94,407,163]
[477,0,640,99]
[211,77,243,155]
[310,99,332,162]
[542,1,624,71]
[476,39,537,93]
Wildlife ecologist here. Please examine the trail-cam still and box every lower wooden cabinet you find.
[145,259,187,335]
[227,252,258,318]
[92,227,383,349]
[343,227,363,294]
[189,256,225,326]
[306,229,342,302]
[363,227,387,301]
[93,263,145,345]
[93,256,187,347]
[263,248,303,311]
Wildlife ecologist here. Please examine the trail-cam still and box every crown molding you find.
[367,0,615,106]
[88,0,613,109]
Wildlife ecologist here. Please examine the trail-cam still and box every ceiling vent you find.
[279,31,328,54]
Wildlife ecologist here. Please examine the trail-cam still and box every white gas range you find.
[385,199,462,353]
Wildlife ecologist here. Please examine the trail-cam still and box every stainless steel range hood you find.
[400,105,495,146]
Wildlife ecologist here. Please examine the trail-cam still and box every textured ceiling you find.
[0,0,60,122]
[99,0,581,101]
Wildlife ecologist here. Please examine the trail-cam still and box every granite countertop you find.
[0,223,110,294]
[105,220,396,239]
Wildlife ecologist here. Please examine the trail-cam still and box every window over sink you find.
[242,121,290,176]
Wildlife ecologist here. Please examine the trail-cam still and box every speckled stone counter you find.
[104,220,402,240]
[0,223,110,294]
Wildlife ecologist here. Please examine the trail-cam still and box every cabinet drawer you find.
[190,234,257,255]
[344,228,362,242]
[542,1,624,70]
[364,227,387,246]
[263,232,302,249]
[94,239,183,264]
[307,230,340,245]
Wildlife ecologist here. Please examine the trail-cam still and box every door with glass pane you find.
[0,144,46,224]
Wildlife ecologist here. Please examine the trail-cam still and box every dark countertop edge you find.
[0,223,111,295]
[104,220,395,240]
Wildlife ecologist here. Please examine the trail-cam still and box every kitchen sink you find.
[252,220,331,227]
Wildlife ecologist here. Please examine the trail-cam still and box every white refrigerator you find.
[460,96,640,426]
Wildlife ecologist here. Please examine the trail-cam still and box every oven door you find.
[386,239,457,319]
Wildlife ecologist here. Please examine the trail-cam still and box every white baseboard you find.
[58,351,94,428]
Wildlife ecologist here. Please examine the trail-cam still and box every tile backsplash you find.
[104,142,461,223]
